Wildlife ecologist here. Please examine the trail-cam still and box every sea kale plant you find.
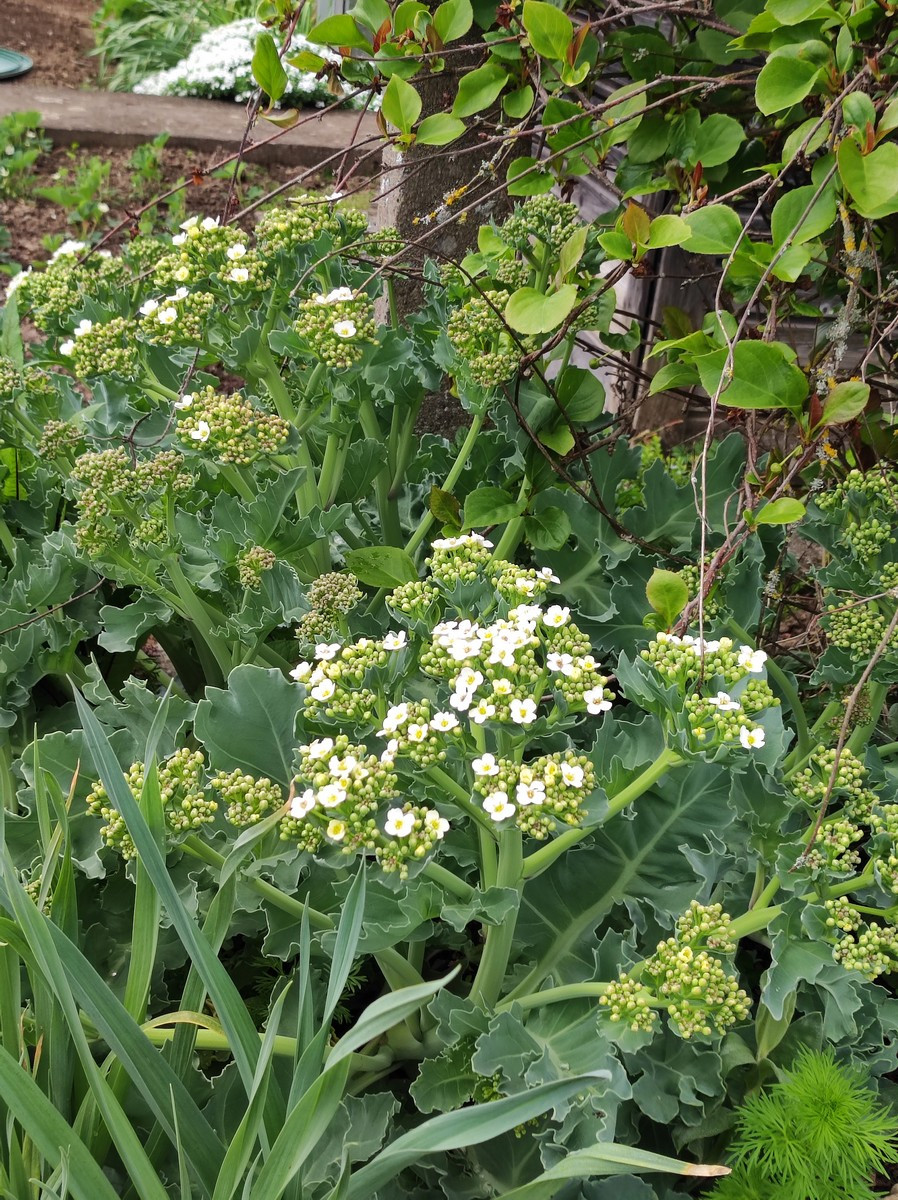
[5,0,898,1189]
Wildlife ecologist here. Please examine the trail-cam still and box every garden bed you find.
[2,0,98,88]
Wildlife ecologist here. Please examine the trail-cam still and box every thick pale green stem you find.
[470,829,524,1009]
[359,398,403,546]
[164,556,233,679]
[427,765,497,835]
[405,411,486,557]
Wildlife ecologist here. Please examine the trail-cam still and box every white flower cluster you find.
[133,22,373,111]
[655,632,768,674]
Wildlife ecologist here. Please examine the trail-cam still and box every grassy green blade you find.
[498,1143,731,1199]
[346,1076,606,1198]
[0,890,224,1194]
[123,760,164,1023]
[327,969,458,1068]
[73,689,281,1125]
[0,865,170,1200]
[211,984,292,1200]
[323,863,366,1022]
[140,876,237,1178]
[247,1058,352,1200]
[48,842,78,1120]
[170,1087,194,1200]
[287,906,314,1111]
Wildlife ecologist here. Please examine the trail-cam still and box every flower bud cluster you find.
[0,354,19,398]
[601,903,749,1039]
[447,290,520,387]
[377,699,453,769]
[237,545,277,589]
[38,419,84,461]
[86,748,214,857]
[388,579,441,617]
[816,469,898,561]
[426,533,494,585]
[295,571,362,643]
[359,227,403,258]
[870,803,898,894]
[62,317,139,379]
[279,734,448,877]
[17,251,126,330]
[499,195,581,254]
[791,746,875,817]
[210,768,282,826]
[152,216,246,288]
[175,386,289,463]
[803,817,864,874]
[824,899,898,980]
[139,289,216,347]
[255,197,342,255]
[293,642,382,725]
[488,562,559,605]
[473,750,595,838]
[676,562,720,621]
[71,447,190,557]
[824,597,898,658]
[293,290,377,369]
[642,633,767,688]
[683,682,773,751]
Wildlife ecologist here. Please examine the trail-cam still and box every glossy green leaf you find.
[696,342,808,413]
[647,214,692,250]
[522,0,574,58]
[433,0,473,42]
[505,284,578,334]
[252,32,287,103]
[682,205,743,254]
[308,13,371,48]
[345,545,419,588]
[752,497,806,525]
[416,112,467,145]
[524,506,571,550]
[770,183,836,248]
[452,60,508,117]
[645,568,689,626]
[837,137,898,218]
[755,53,821,115]
[464,486,526,528]
[381,74,422,134]
[819,380,870,425]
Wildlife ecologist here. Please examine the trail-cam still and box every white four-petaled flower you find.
[472,753,500,777]
[333,319,357,339]
[709,691,740,711]
[314,642,341,661]
[384,808,415,838]
[584,686,612,715]
[291,788,316,818]
[739,725,765,749]
[482,792,515,822]
[430,711,459,732]
[290,661,312,681]
[229,267,250,283]
[157,306,178,325]
[383,630,407,651]
[543,605,571,628]
[510,697,538,725]
[74,319,93,337]
[190,420,211,443]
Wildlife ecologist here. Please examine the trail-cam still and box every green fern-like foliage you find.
[714,1049,897,1200]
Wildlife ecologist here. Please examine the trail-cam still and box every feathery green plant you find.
[715,1049,898,1200]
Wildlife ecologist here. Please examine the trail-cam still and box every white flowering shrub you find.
[3,118,898,1192]
[133,20,369,110]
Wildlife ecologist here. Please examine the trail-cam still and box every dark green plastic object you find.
[0,50,33,80]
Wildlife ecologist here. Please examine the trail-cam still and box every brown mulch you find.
[2,0,98,89]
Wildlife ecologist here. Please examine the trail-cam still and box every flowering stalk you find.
[405,410,487,557]
[521,747,686,880]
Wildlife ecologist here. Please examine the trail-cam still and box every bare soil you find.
[1,142,307,268]
[2,0,98,89]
